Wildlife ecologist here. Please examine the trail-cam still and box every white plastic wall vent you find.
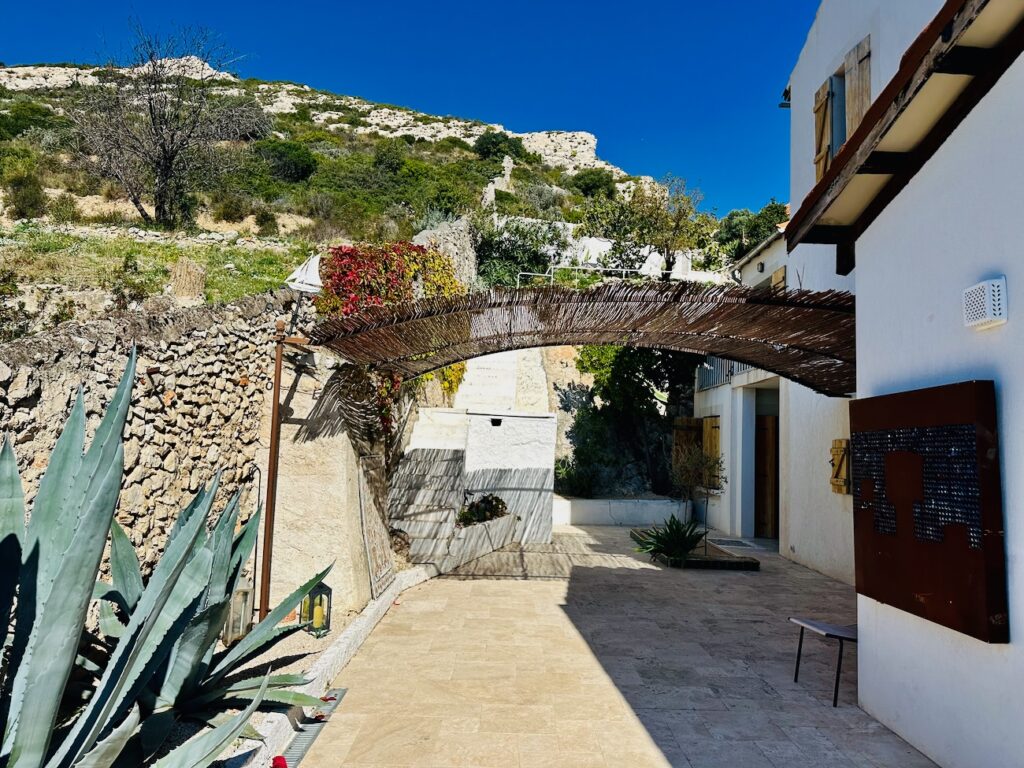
[963,277,1007,330]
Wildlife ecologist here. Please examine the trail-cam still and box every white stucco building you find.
[745,1,1024,765]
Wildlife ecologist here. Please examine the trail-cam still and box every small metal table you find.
[789,617,858,707]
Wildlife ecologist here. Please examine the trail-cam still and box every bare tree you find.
[69,27,269,227]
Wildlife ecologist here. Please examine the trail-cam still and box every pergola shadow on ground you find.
[301,527,934,768]
[310,283,857,397]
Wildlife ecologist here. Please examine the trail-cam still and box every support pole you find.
[259,319,286,620]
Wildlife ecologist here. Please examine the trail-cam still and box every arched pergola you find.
[309,282,856,397]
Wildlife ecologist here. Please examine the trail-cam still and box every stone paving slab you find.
[302,526,934,768]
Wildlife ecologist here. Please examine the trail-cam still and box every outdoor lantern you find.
[222,578,254,645]
[300,583,332,638]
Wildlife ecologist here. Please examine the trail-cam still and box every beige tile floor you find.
[302,527,934,768]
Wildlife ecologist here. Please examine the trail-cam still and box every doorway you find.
[754,404,780,539]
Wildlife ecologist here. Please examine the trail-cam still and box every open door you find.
[755,415,779,538]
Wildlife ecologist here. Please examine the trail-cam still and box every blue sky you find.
[1,0,820,214]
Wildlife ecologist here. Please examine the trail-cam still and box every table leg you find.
[794,626,805,683]
[833,638,845,707]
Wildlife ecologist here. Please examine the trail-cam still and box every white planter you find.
[441,513,517,572]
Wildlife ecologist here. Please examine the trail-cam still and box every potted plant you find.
[669,442,727,555]
[630,514,708,567]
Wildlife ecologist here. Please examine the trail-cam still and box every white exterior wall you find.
[464,412,557,544]
[851,52,1024,768]
[778,0,945,584]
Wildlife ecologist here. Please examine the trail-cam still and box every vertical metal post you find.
[258,319,286,620]
[833,638,845,707]
[793,626,805,683]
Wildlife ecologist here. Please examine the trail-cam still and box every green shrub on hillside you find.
[210,190,252,223]
[2,159,47,219]
[373,137,408,174]
[0,100,56,139]
[255,138,318,182]
[48,191,81,223]
[571,168,616,198]
[474,130,530,161]
[255,206,279,236]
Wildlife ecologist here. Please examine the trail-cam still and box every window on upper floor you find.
[814,36,871,182]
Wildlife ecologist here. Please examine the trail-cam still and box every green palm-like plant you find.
[630,514,706,567]
[0,350,332,768]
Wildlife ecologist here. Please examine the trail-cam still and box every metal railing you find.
[697,357,755,391]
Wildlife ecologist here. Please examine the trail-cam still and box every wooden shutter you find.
[844,36,872,137]
[830,438,851,494]
[702,416,721,488]
[771,266,787,292]
[672,417,703,477]
[813,79,833,182]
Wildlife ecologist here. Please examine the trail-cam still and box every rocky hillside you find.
[0,62,623,176]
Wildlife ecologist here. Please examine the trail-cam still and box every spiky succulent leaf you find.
[224,689,323,708]
[0,438,24,649]
[3,355,134,767]
[98,602,126,640]
[207,623,307,682]
[0,436,25,544]
[149,676,268,768]
[206,563,332,684]
[228,506,260,593]
[154,600,231,712]
[204,493,240,609]
[49,524,216,768]
[190,712,264,743]
[109,522,143,613]
[75,706,141,768]
[189,674,312,708]
[92,583,131,616]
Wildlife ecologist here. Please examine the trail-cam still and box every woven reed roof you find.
[310,282,856,397]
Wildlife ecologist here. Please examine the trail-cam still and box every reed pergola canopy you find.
[309,282,856,397]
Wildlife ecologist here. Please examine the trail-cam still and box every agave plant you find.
[0,350,331,768]
[630,514,706,567]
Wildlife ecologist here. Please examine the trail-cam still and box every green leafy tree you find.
[715,199,789,264]
[1,158,47,219]
[578,176,709,274]
[473,130,529,162]
[255,138,317,182]
[470,214,568,287]
[570,168,616,199]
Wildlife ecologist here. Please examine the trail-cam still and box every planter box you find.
[440,513,517,573]
[652,542,760,572]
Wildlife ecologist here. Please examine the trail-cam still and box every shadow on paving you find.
[449,527,936,768]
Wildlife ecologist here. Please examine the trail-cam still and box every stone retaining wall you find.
[0,290,297,566]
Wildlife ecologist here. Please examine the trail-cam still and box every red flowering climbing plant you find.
[315,241,464,435]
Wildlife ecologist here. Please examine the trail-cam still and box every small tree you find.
[672,443,727,536]
[578,175,713,275]
[69,26,269,227]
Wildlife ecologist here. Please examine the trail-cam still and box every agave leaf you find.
[224,689,323,708]
[3,442,126,766]
[154,599,231,712]
[92,582,131,616]
[189,674,311,707]
[0,438,25,647]
[109,522,143,613]
[207,563,332,684]
[204,493,241,608]
[49,477,219,768]
[74,705,141,768]
[208,623,307,680]
[98,601,127,640]
[166,481,212,547]
[149,676,268,768]
[227,507,260,595]
[190,712,264,742]
[50,536,215,768]
[0,436,25,544]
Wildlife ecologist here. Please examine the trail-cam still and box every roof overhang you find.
[786,0,1024,274]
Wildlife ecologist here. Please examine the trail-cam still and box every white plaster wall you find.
[255,360,372,619]
[852,53,1024,768]
[464,412,557,544]
[553,495,687,527]
[789,0,945,207]
[694,381,733,534]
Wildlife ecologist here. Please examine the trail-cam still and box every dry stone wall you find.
[0,290,302,566]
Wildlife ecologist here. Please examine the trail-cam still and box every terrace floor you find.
[302,526,935,768]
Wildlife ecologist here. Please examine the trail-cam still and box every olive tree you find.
[69,27,269,227]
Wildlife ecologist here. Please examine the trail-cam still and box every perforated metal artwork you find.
[852,425,982,547]
[849,381,1008,643]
